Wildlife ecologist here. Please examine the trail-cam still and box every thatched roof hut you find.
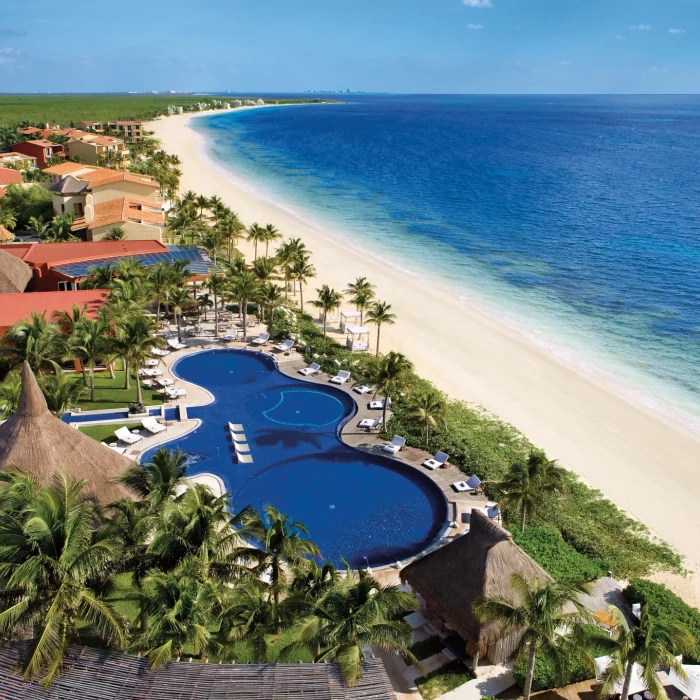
[0,248,32,294]
[401,509,552,665]
[0,225,14,242]
[0,362,133,503]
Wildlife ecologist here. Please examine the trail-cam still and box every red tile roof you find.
[76,197,164,231]
[0,290,108,330]
[0,240,167,268]
[42,162,94,176]
[0,168,22,186]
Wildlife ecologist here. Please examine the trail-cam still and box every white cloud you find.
[462,0,492,7]
[557,60,571,65]
[615,34,625,40]
[467,23,484,30]
[668,28,685,34]
[629,24,651,31]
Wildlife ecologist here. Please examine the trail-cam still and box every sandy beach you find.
[149,108,700,573]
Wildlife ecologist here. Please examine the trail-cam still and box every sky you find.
[0,0,699,94]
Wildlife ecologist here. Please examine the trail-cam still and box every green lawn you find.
[73,368,163,412]
[79,422,143,445]
[415,660,474,700]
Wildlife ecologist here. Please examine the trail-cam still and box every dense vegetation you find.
[415,660,474,700]
[625,579,700,664]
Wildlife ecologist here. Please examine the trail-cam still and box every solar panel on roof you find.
[54,246,221,279]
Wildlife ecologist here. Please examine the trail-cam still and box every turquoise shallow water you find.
[193,95,700,430]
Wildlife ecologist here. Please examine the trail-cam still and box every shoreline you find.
[148,109,700,570]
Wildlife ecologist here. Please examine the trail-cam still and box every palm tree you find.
[229,273,259,338]
[345,277,376,326]
[199,229,225,265]
[275,238,307,298]
[81,262,119,289]
[243,505,321,610]
[195,193,210,219]
[69,318,111,402]
[597,607,694,700]
[217,212,245,261]
[493,452,567,531]
[283,572,418,687]
[0,209,17,230]
[407,388,446,442]
[247,222,266,261]
[311,285,342,338]
[41,370,85,416]
[1,311,65,373]
[147,261,175,323]
[52,303,88,336]
[105,226,125,240]
[290,258,316,312]
[0,370,21,419]
[43,213,77,242]
[258,283,284,331]
[263,223,282,257]
[119,448,188,512]
[0,474,128,684]
[208,272,226,338]
[111,315,153,400]
[366,301,396,357]
[374,351,414,426]
[27,215,48,238]
[473,574,590,700]
[169,286,193,344]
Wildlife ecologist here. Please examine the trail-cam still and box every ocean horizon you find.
[192,95,700,433]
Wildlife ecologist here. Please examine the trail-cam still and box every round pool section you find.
[140,349,446,567]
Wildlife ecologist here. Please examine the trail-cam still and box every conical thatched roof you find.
[401,510,552,664]
[0,362,133,503]
[0,225,14,242]
[0,249,32,294]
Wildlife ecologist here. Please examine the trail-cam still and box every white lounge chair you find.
[358,417,383,430]
[369,396,391,410]
[273,339,294,352]
[330,370,351,385]
[233,440,251,453]
[142,417,166,435]
[145,359,159,367]
[167,338,187,350]
[150,346,170,357]
[423,451,449,470]
[299,362,321,376]
[353,384,375,395]
[452,481,470,492]
[237,453,254,463]
[221,330,238,342]
[163,387,186,399]
[115,426,142,445]
[228,422,244,432]
[383,435,406,454]
[465,474,482,492]
[156,377,175,387]
[251,332,270,346]
[102,442,127,455]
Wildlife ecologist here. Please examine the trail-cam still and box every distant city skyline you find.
[1,0,699,94]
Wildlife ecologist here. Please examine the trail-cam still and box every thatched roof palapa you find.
[0,225,14,243]
[401,509,552,664]
[0,362,133,503]
[0,248,32,294]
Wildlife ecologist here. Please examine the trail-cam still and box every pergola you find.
[339,310,361,333]
[345,325,370,352]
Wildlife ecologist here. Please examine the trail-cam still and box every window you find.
[74,202,84,216]
[57,281,72,291]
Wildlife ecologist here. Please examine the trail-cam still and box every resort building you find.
[44,163,160,217]
[76,121,144,142]
[10,139,63,169]
[401,510,552,666]
[0,240,219,291]
[0,248,32,294]
[0,152,38,170]
[71,195,165,242]
[0,290,107,338]
[0,363,132,502]
[63,132,129,166]
[75,120,103,133]
[0,167,22,187]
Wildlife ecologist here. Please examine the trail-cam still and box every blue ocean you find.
[194,95,700,429]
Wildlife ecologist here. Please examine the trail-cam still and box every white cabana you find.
[670,659,700,700]
[595,656,647,696]
[340,310,362,333]
[346,325,370,352]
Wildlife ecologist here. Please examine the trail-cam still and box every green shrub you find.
[513,626,609,692]
[511,526,605,583]
[624,579,700,663]
[415,660,473,700]
[0,183,53,229]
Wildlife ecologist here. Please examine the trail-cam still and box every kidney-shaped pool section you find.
[140,349,447,567]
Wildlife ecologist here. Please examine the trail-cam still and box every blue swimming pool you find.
[139,349,447,567]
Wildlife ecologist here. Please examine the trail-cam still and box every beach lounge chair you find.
[465,474,482,492]
[221,329,238,342]
[228,422,244,432]
[163,387,186,399]
[369,396,391,410]
[251,332,270,346]
[150,347,170,357]
[101,442,127,455]
[330,370,351,385]
[167,338,187,350]
[487,504,501,519]
[142,417,166,435]
[231,432,247,443]
[383,435,406,454]
[423,451,449,470]
[156,377,175,387]
[115,426,142,445]
[452,481,470,492]
[145,358,159,367]
[353,384,375,395]
[273,339,294,352]
[237,453,254,464]
[358,417,383,430]
[299,362,321,376]
[140,367,163,378]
